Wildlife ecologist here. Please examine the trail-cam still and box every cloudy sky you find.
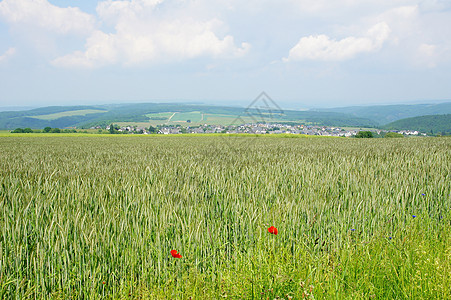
[1,0,451,108]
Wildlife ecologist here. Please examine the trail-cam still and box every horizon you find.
[1,1,451,108]
[0,98,450,113]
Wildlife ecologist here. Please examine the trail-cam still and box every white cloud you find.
[285,22,390,62]
[2,0,450,70]
[52,31,118,68]
[52,0,250,68]
[0,0,96,35]
[96,0,164,23]
[365,4,451,67]
[369,5,419,41]
[0,47,16,63]
[287,0,414,13]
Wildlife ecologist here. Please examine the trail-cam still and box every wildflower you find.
[412,215,416,218]
[268,226,278,235]
[170,250,182,258]
[421,193,425,196]
[388,236,392,240]
[350,228,355,231]
[102,281,106,285]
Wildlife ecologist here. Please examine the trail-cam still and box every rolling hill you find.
[0,103,378,129]
[314,102,451,125]
[384,114,451,135]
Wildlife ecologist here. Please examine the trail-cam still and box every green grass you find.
[201,113,256,125]
[170,111,203,123]
[0,136,449,299]
[29,109,107,120]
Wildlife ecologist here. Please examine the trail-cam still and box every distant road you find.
[167,112,176,123]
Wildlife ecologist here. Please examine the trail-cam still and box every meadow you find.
[0,136,450,299]
[29,110,107,121]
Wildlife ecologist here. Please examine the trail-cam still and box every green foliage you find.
[108,124,125,134]
[11,127,76,134]
[0,106,101,129]
[385,132,404,138]
[0,137,450,298]
[384,114,451,135]
[3,102,451,130]
[355,131,374,138]
[109,123,116,134]
[317,102,451,125]
[0,103,379,129]
[62,129,77,133]
[147,125,157,134]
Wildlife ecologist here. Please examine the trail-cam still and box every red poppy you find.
[170,249,182,258]
[268,226,278,235]
[102,281,106,285]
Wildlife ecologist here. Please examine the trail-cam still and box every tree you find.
[147,126,157,134]
[12,128,24,133]
[43,127,51,133]
[50,128,61,133]
[23,128,33,133]
[355,131,373,138]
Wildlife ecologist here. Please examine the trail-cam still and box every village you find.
[104,123,425,137]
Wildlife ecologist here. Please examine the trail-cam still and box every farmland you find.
[142,111,287,126]
[30,109,108,121]
[0,136,450,299]
[0,103,379,130]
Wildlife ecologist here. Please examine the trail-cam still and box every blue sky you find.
[1,0,451,109]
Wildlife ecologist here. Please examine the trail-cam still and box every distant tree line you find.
[11,127,77,133]
[355,131,374,138]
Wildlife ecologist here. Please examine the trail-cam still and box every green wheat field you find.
[0,136,450,299]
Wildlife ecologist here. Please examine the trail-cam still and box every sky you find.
[1,0,451,109]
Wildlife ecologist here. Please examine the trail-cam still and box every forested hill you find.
[384,114,451,135]
[0,103,377,129]
[2,102,450,130]
[314,102,451,125]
